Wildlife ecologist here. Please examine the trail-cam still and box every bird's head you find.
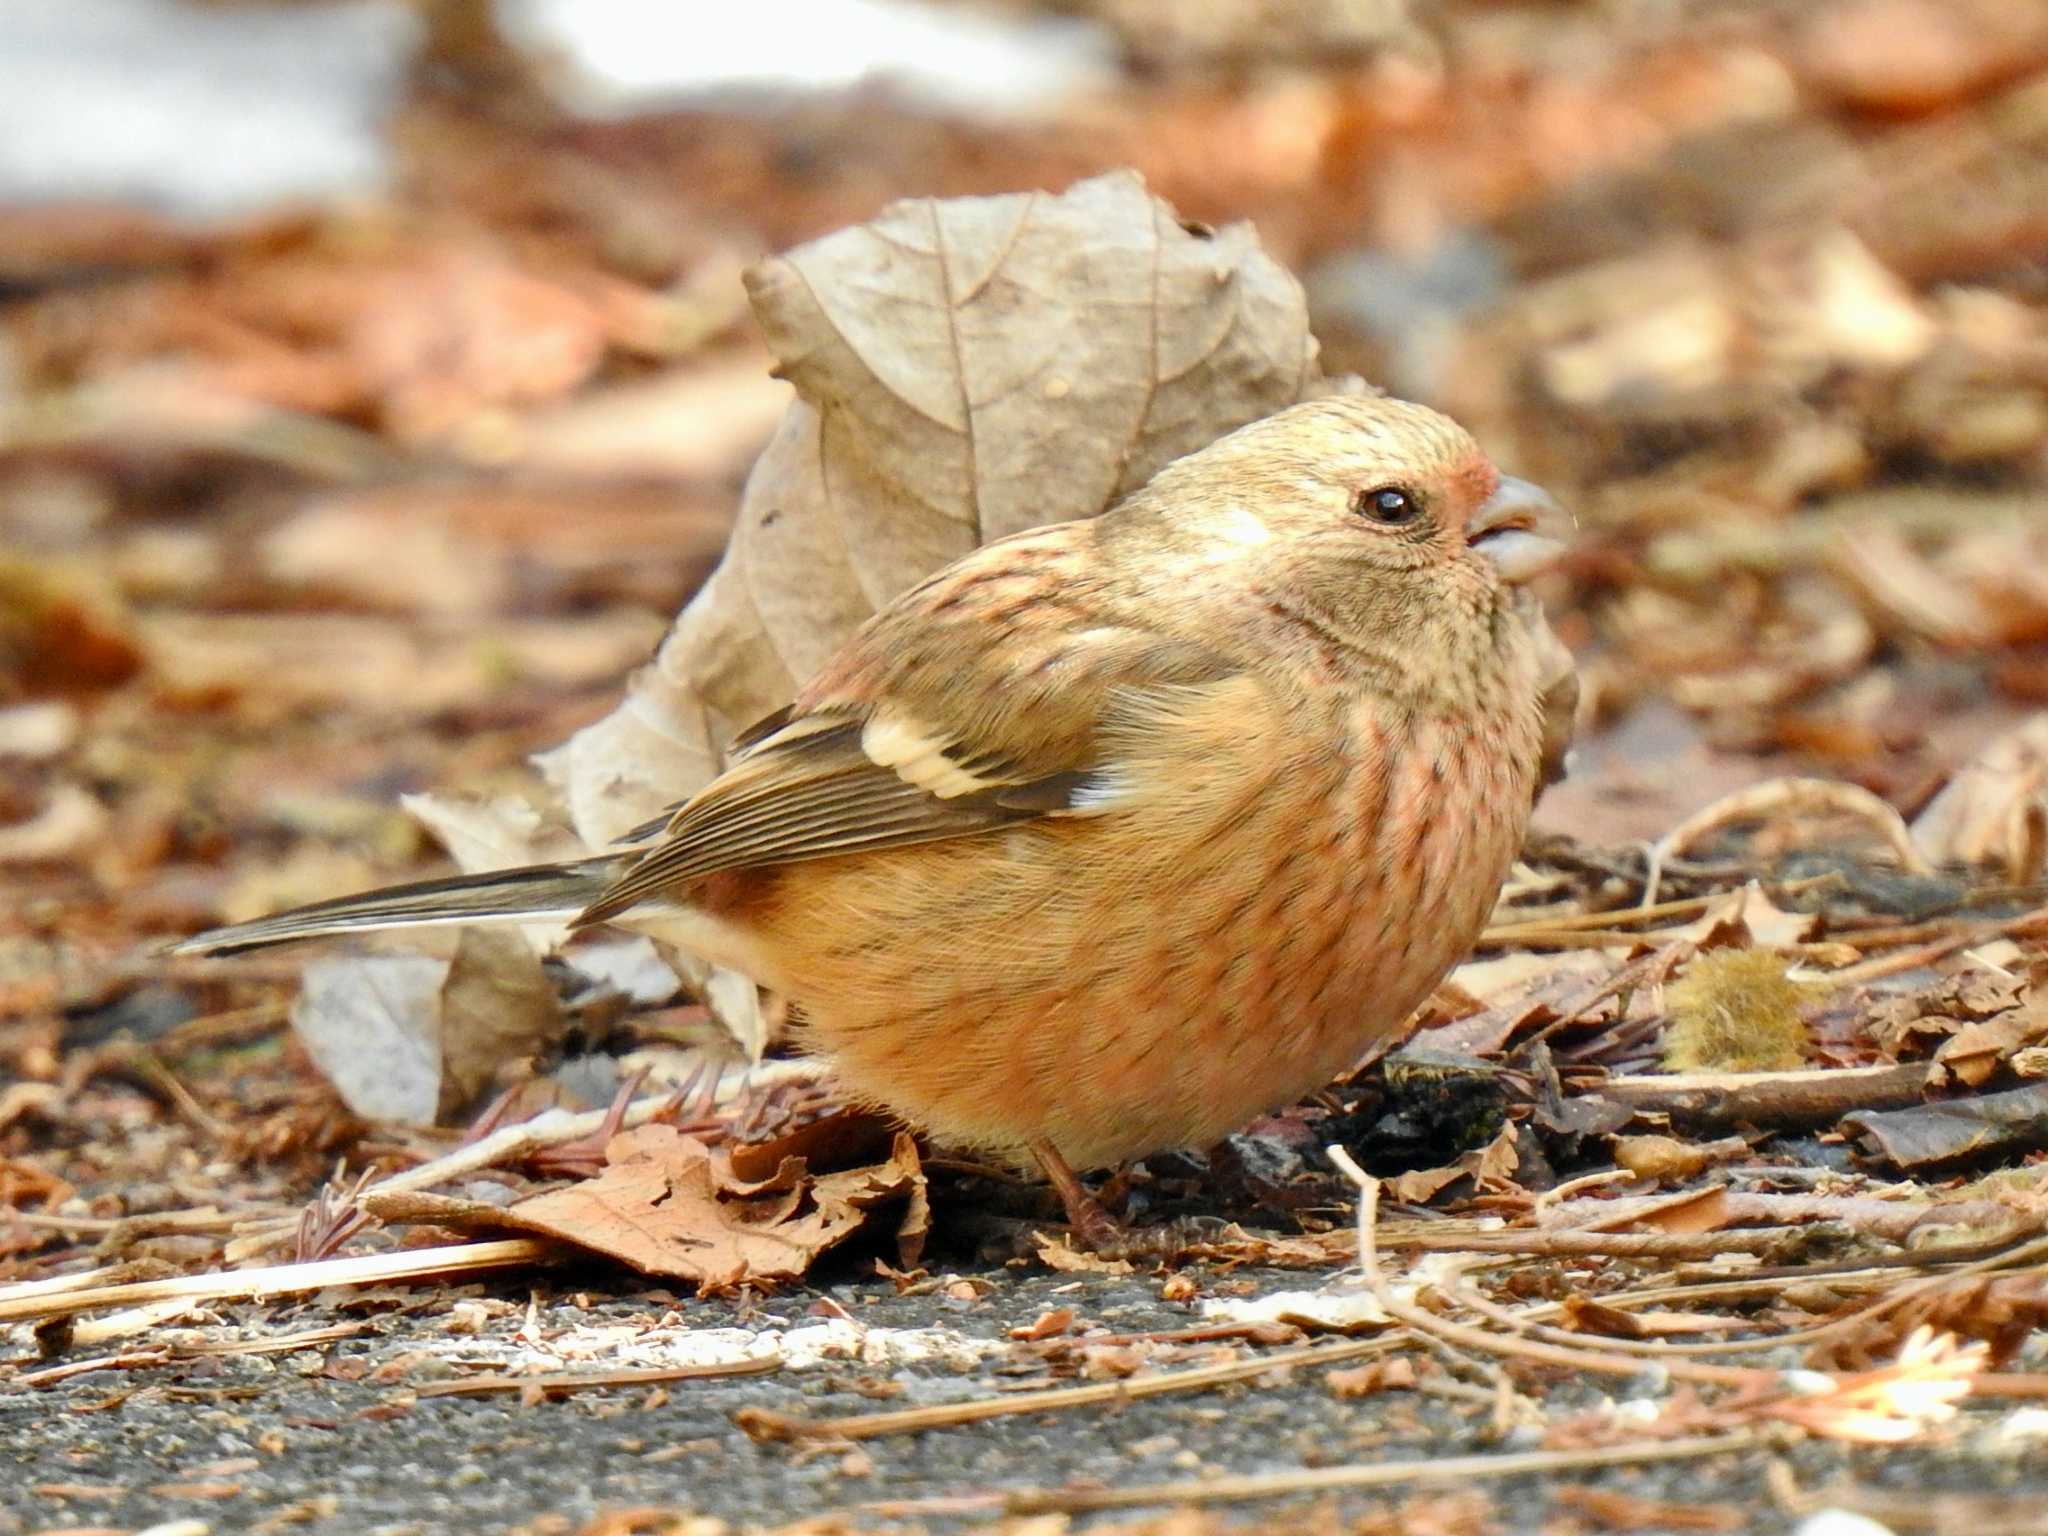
[1113,394,1572,687]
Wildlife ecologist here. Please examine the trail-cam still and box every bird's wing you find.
[576,523,1246,925]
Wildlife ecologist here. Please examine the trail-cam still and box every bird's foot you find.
[1027,1137,1126,1250]
[1026,1139,1235,1259]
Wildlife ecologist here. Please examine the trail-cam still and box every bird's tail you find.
[165,855,631,956]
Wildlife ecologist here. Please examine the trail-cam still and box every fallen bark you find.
[1591,1063,1932,1129]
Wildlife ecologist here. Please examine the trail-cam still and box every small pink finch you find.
[177,395,1574,1239]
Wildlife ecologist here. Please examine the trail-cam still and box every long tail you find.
[165,855,631,956]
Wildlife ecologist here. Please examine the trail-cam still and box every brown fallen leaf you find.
[1843,1080,2048,1171]
[0,782,107,864]
[139,611,664,713]
[1324,1356,1418,1399]
[540,169,1357,844]
[1668,881,1822,951]
[1931,1009,2048,1089]
[1417,950,1618,1058]
[1549,1186,1736,1237]
[1610,1133,1751,1182]
[1384,1121,1520,1205]
[503,1124,928,1291]
[435,927,565,1117]
[0,552,144,697]
[1818,1271,2048,1371]
[1911,713,2048,882]
[1031,1234,1137,1276]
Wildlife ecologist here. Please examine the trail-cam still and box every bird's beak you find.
[1467,475,1572,584]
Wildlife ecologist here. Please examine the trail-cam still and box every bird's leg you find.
[1028,1139,1239,1259]
[1026,1137,1126,1252]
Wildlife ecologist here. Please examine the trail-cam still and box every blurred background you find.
[5,0,2048,1033]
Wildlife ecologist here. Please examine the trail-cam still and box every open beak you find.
[1467,475,1572,584]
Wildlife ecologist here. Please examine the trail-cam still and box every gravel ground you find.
[10,1254,2048,1536]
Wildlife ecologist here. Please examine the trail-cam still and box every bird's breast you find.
[754,687,1543,1170]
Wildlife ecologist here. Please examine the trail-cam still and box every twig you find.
[1542,1189,2027,1246]
[1327,1145,1771,1390]
[222,1083,711,1264]
[1017,1431,1771,1514]
[1645,779,1931,906]
[1481,892,1740,943]
[868,1432,1772,1518]
[414,1357,782,1398]
[1,1208,255,1239]
[0,1238,554,1325]
[1507,943,1692,1062]
[1531,1168,1635,1222]
[1822,934,1992,985]
[734,1334,1409,1443]
[17,1350,173,1389]
[1593,1063,1931,1129]
[1294,1224,1801,1263]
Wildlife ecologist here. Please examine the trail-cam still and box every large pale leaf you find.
[539,169,1348,843]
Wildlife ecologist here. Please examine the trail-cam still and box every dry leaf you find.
[1324,1356,1418,1398]
[1931,1010,2048,1089]
[509,355,792,479]
[1844,1080,2048,1171]
[1544,1186,1736,1236]
[1911,714,2048,882]
[1032,1234,1137,1277]
[0,700,79,759]
[139,611,663,713]
[539,169,1350,844]
[285,931,562,1125]
[1384,1121,1520,1205]
[1670,881,1822,951]
[1419,950,1617,1057]
[1820,1271,2048,1371]
[1200,1288,1389,1334]
[1611,1133,1750,1182]
[503,1125,927,1291]
[1561,1297,1755,1339]
[0,551,145,700]
[435,927,564,1117]
[1630,1186,1737,1235]
[1552,1485,1743,1532]
[1764,1326,1983,1443]
[289,955,447,1126]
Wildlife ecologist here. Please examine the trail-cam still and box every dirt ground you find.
[11,1256,2048,1536]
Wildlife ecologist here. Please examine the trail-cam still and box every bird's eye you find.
[1354,485,1420,525]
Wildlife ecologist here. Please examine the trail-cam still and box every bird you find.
[172,394,1573,1246]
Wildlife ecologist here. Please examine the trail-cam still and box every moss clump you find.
[1662,949,1813,1073]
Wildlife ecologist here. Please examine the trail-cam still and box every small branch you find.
[1593,1063,1931,1129]
[415,1357,781,1399]
[1327,1145,1770,1390]
[735,1334,1407,1443]
[992,1430,1772,1515]
[0,1239,554,1325]
[1541,1189,2028,1246]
